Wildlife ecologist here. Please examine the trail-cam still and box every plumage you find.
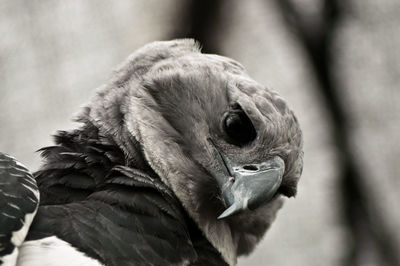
[0,153,39,266]
[1,39,303,266]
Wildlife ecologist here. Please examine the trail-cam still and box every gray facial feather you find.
[82,39,303,265]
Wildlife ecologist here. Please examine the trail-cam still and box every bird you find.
[0,39,303,266]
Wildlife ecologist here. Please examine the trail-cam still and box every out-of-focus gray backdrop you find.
[1,1,399,266]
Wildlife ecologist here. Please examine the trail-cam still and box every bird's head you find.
[87,39,303,265]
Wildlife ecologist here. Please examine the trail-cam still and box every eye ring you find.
[222,103,257,145]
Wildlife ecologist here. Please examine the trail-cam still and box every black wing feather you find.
[0,153,39,260]
[27,169,197,266]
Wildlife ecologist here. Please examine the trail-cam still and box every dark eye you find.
[223,104,257,145]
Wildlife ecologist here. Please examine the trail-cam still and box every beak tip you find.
[217,203,242,219]
[217,211,232,220]
[217,213,227,220]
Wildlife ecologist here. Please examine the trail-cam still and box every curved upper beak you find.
[207,138,285,219]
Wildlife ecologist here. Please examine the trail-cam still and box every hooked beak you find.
[207,138,285,219]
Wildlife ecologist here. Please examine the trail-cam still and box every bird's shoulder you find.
[25,166,198,266]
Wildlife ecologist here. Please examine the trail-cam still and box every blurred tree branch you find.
[274,0,400,265]
[170,0,223,54]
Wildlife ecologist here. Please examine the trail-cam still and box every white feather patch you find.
[17,236,104,266]
[1,248,18,266]
[11,211,37,247]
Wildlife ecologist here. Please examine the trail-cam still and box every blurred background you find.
[1,1,399,265]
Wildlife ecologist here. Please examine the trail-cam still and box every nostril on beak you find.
[243,165,258,171]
